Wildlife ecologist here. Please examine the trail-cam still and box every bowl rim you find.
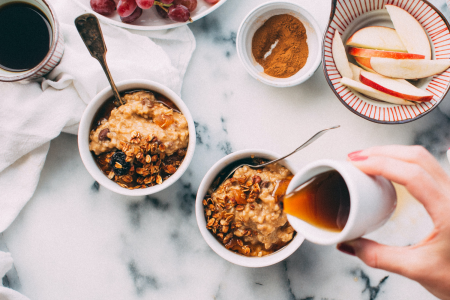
[78,79,196,197]
[195,148,305,268]
[72,0,229,31]
[236,0,323,88]
[321,0,450,124]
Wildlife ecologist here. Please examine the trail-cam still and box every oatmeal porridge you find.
[203,161,295,257]
[89,90,189,189]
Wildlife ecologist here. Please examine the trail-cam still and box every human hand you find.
[337,145,450,300]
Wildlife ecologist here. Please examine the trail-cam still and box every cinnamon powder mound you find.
[252,14,309,78]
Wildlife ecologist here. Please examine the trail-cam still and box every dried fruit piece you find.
[110,152,131,176]
[98,128,110,141]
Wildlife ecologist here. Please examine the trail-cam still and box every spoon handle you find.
[256,125,341,168]
[74,14,123,106]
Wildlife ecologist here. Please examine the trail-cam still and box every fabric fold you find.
[0,0,196,234]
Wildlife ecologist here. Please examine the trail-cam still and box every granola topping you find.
[203,162,295,257]
[89,90,189,189]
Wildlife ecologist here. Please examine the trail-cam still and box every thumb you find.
[337,238,416,278]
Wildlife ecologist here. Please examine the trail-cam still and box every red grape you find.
[204,0,219,4]
[136,0,154,9]
[156,5,169,18]
[120,7,142,23]
[90,0,116,16]
[168,4,190,22]
[117,0,137,17]
[159,0,174,3]
[174,0,196,12]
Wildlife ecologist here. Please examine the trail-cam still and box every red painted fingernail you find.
[348,150,368,161]
[348,150,362,158]
[337,243,356,256]
[349,155,368,161]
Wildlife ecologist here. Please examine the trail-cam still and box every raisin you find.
[252,175,262,185]
[98,128,110,141]
[109,152,131,176]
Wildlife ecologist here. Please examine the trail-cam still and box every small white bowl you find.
[195,149,305,267]
[78,79,196,196]
[236,1,322,87]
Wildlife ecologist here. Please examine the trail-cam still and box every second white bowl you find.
[195,149,305,267]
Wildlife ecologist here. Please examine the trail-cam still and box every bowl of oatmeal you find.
[196,149,305,267]
[78,79,196,196]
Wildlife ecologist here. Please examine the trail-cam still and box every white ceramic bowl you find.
[72,0,228,31]
[236,1,322,87]
[322,0,450,123]
[78,79,196,196]
[195,149,305,267]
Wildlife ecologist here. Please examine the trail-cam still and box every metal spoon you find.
[74,14,124,106]
[209,125,340,192]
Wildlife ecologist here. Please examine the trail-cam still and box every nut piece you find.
[207,218,215,227]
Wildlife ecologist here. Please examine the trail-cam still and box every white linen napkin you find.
[0,252,29,300]
[0,0,196,233]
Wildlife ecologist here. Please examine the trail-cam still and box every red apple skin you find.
[354,57,373,71]
[349,48,425,59]
[360,73,432,102]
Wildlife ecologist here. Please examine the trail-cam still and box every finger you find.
[349,156,447,220]
[349,145,450,188]
[337,238,418,279]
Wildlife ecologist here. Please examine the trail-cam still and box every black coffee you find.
[0,2,51,72]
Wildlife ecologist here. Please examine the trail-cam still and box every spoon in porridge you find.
[210,125,340,192]
[75,14,124,106]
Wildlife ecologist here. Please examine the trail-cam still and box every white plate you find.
[72,0,227,30]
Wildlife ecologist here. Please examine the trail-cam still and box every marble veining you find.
[355,270,389,300]
[128,260,158,295]
[2,0,450,299]
[414,110,450,157]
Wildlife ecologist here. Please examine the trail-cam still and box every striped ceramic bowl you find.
[0,0,64,82]
[323,0,450,124]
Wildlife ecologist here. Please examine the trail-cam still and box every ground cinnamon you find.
[252,14,309,78]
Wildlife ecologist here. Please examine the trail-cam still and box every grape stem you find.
[154,1,171,11]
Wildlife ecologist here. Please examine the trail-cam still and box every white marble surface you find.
[3,0,450,299]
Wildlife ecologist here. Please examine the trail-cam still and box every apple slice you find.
[349,63,363,82]
[348,47,425,59]
[332,31,353,78]
[346,26,407,52]
[341,77,415,105]
[354,56,374,72]
[360,70,433,102]
[385,5,431,60]
[351,60,416,86]
[370,57,450,79]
